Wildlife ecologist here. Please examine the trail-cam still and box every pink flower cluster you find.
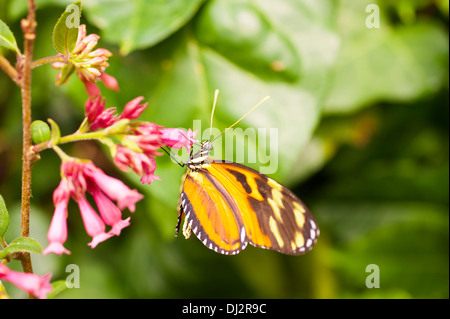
[52,24,119,98]
[85,95,198,184]
[0,264,52,299]
[44,22,200,260]
[43,160,143,255]
[43,95,198,255]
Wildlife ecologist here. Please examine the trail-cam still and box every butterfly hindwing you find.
[179,169,247,255]
[178,159,319,255]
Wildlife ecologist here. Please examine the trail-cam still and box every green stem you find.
[32,130,109,153]
[0,55,21,85]
[59,131,108,144]
[31,55,66,69]
[51,145,72,162]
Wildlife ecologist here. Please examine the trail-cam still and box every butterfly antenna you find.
[211,95,270,144]
[161,146,185,167]
[209,89,220,140]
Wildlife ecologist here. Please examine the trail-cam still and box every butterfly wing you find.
[178,160,319,255]
[179,167,247,255]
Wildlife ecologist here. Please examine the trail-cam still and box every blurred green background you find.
[0,0,448,298]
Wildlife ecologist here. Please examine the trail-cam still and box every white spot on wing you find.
[240,227,246,242]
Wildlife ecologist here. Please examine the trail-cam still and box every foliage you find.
[0,0,448,298]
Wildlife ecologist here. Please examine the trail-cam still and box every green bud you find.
[31,120,51,144]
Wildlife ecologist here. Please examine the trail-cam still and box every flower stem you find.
[32,130,110,153]
[18,0,37,290]
[31,55,66,69]
[0,55,21,85]
[52,145,72,162]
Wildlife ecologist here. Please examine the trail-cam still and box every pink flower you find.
[125,134,162,155]
[43,159,143,253]
[99,72,119,91]
[160,128,198,152]
[90,107,118,130]
[82,161,144,211]
[43,179,71,256]
[84,96,119,130]
[85,96,106,123]
[0,264,52,299]
[89,185,130,236]
[84,96,151,131]
[120,96,148,120]
[113,145,161,185]
[76,194,113,248]
[82,79,101,98]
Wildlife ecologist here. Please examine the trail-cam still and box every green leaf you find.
[47,118,61,145]
[52,1,82,55]
[0,18,20,54]
[0,237,42,259]
[56,63,76,85]
[324,0,449,114]
[0,195,9,240]
[83,0,205,54]
[47,280,68,299]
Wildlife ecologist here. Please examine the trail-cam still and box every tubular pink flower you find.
[120,96,147,120]
[85,96,106,123]
[82,78,101,98]
[160,128,198,152]
[61,160,87,196]
[82,162,144,211]
[113,145,161,185]
[139,156,161,185]
[90,107,118,130]
[135,122,163,135]
[126,134,162,155]
[46,159,144,251]
[43,179,71,256]
[0,264,52,299]
[76,194,113,248]
[89,185,130,236]
[99,72,119,91]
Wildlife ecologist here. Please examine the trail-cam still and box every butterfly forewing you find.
[179,169,247,254]
[178,159,319,255]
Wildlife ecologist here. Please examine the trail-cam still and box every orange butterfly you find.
[173,92,319,255]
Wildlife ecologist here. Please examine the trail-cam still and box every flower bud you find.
[31,120,51,144]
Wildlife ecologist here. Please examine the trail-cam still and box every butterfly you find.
[170,91,319,255]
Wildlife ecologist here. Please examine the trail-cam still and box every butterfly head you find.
[188,140,214,166]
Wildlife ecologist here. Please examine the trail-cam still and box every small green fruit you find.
[31,120,51,144]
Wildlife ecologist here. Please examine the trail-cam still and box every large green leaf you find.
[83,0,205,55]
[324,0,449,114]
[316,201,449,298]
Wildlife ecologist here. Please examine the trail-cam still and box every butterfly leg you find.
[175,204,184,237]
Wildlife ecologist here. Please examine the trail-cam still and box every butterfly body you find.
[176,141,319,255]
